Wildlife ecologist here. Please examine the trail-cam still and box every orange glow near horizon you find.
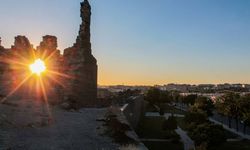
[29,59,46,76]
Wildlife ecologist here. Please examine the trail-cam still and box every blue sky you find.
[0,0,250,85]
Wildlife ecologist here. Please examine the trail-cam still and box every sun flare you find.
[29,59,46,76]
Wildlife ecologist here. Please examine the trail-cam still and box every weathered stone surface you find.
[35,35,64,104]
[0,38,14,95]
[37,35,62,73]
[0,0,98,108]
[13,36,32,50]
[0,37,2,48]
[37,35,60,59]
[0,101,118,150]
[63,0,97,107]
[0,36,62,102]
[0,37,6,53]
[11,36,34,58]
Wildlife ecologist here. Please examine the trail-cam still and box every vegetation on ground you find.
[143,141,183,150]
[136,116,179,140]
[143,88,250,150]
[162,116,177,131]
[136,115,182,150]
[215,92,250,133]
[208,140,250,150]
[100,108,138,145]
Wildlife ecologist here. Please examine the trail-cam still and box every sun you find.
[29,59,46,76]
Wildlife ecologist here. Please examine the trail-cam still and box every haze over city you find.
[1,0,250,85]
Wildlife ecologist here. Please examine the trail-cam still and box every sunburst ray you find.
[1,74,32,103]
[46,74,65,88]
[38,76,53,121]
[47,69,74,79]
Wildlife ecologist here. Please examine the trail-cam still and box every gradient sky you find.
[0,0,250,85]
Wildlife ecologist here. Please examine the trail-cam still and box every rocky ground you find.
[0,96,119,150]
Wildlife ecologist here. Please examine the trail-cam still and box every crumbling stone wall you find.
[0,38,11,95]
[11,36,34,59]
[63,0,97,107]
[122,96,147,129]
[37,35,60,59]
[0,0,98,107]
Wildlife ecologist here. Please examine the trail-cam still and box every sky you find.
[0,0,250,85]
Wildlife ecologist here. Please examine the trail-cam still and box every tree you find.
[162,116,177,130]
[118,89,141,99]
[169,90,180,103]
[192,96,214,117]
[144,88,161,104]
[159,90,170,103]
[159,90,171,115]
[184,110,207,125]
[239,94,250,134]
[183,94,197,105]
[242,112,250,134]
[190,123,226,148]
[159,105,165,116]
[215,92,240,130]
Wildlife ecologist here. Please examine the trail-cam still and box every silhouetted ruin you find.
[0,0,97,107]
[64,0,97,107]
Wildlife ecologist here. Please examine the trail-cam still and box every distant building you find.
[161,84,190,92]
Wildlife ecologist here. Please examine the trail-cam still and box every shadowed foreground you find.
[0,97,118,150]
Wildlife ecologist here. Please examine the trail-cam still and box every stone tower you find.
[63,0,97,107]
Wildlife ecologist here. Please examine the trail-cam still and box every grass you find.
[143,141,183,150]
[136,116,179,139]
[136,116,183,150]
[175,116,238,139]
[209,140,250,150]
[224,129,239,139]
[175,116,245,150]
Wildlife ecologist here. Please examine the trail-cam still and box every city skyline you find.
[1,0,250,85]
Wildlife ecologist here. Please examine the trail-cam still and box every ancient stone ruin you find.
[0,0,97,107]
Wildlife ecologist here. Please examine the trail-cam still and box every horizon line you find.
[98,83,250,87]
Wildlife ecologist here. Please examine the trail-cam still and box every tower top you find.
[82,0,90,6]
[80,0,91,21]
[78,0,92,53]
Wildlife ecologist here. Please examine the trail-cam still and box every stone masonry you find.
[0,0,97,107]
[63,0,97,107]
